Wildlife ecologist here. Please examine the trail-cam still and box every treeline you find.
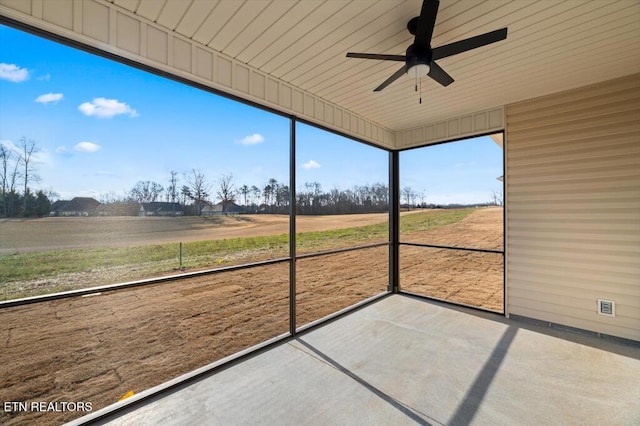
[0,189,52,218]
[102,170,391,215]
[1,138,54,218]
[1,137,433,218]
[107,169,500,214]
[296,182,389,214]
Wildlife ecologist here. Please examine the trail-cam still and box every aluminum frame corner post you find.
[389,150,400,293]
[289,117,297,335]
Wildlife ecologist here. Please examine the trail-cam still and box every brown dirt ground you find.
[0,213,392,255]
[400,207,504,311]
[0,208,502,425]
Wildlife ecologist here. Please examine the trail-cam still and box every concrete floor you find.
[73,295,640,425]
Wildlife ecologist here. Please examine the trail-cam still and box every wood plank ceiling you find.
[107,0,640,133]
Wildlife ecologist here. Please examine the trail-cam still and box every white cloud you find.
[302,160,320,170]
[0,63,29,82]
[78,97,138,118]
[74,142,101,152]
[35,93,64,104]
[56,142,102,154]
[239,133,265,145]
[38,74,51,81]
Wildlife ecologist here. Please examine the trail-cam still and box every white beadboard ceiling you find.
[104,0,640,134]
[2,0,639,146]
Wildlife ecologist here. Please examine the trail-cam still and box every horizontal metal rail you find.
[0,257,291,309]
[295,242,390,260]
[399,242,504,254]
[1,242,391,309]
[1,242,392,309]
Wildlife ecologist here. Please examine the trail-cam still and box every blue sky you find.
[0,24,502,205]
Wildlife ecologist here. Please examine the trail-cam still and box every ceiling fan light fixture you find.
[407,63,430,78]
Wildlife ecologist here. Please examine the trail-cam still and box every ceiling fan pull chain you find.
[419,77,422,104]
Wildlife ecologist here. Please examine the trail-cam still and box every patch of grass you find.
[296,221,389,252]
[0,209,473,290]
[0,236,290,283]
[400,208,473,233]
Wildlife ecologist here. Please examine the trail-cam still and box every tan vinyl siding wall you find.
[506,74,640,341]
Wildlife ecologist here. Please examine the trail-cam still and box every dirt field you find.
[0,208,502,425]
[400,207,504,311]
[0,213,391,255]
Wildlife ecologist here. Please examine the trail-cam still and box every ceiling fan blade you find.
[346,52,406,61]
[414,0,440,50]
[374,65,409,92]
[428,61,454,86]
[432,28,508,60]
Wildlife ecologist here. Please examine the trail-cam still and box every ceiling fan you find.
[346,0,508,93]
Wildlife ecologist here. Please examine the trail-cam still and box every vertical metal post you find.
[389,150,400,293]
[502,130,507,315]
[289,117,297,335]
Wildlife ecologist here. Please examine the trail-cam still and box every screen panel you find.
[400,245,504,312]
[0,262,289,425]
[295,122,389,255]
[399,135,503,251]
[0,25,289,301]
[296,245,389,327]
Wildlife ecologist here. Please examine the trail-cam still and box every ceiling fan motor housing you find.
[406,44,432,76]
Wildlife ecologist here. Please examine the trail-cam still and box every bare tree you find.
[402,186,413,209]
[0,142,22,217]
[372,182,388,208]
[19,137,40,214]
[130,180,164,203]
[251,185,260,210]
[216,173,236,203]
[239,184,250,206]
[276,185,290,211]
[305,181,322,214]
[100,190,122,204]
[180,185,191,206]
[184,169,210,214]
[0,143,10,202]
[491,189,504,207]
[263,183,272,207]
[166,170,179,203]
[268,178,278,207]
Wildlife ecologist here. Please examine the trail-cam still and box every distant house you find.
[201,200,245,216]
[96,202,139,216]
[50,197,101,216]
[199,202,217,216]
[49,200,68,215]
[139,202,183,217]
